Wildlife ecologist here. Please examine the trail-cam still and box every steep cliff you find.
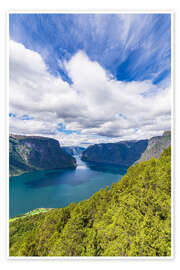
[9,135,77,177]
[81,140,148,166]
[136,131,171,163]
[81,131,171,166]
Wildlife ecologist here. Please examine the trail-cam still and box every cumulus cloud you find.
[9,40,171,146]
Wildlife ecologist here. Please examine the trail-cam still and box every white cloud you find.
[9,40,171,146]
[10,117,58,135]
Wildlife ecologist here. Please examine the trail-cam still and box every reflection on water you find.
[10,156,128,218]
[77,156,128,174]
[85,161,128,175]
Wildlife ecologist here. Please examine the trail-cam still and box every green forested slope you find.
[9,147,171,257]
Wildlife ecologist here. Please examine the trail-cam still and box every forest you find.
[9,146,171,256]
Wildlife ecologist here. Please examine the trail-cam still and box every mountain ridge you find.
[136,130,171,163]
[81,131,171,166]
[9,135,77,177]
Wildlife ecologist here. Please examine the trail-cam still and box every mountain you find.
[81,131,171,166]
[136,131,171,163]
[62,146,85,156]
[9,135,77,177]
[9,147,171,256]
[81,140,148,166]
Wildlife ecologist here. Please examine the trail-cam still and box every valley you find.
[9,131,172,256]
[9,146,171,256]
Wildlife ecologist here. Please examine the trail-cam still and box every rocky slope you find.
[136,131,171,163]
[62,146,85,156]
[81,131,171,166]
[9,135,77,177]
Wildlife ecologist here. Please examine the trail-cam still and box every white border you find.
[171,12,175,261]
[6,10,10,262]
[7,10,173,13]
[6,10,174,262]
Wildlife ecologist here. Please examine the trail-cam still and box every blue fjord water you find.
[9,156,128,218]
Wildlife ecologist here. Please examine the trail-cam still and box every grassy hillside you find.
[9,147,171,257]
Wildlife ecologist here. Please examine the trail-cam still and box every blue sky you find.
[9,13,171,146]
[10,14,171,84]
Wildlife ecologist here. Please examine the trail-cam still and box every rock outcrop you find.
[136,130,171,163]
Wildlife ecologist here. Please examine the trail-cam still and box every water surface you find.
[9,156,128,218]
